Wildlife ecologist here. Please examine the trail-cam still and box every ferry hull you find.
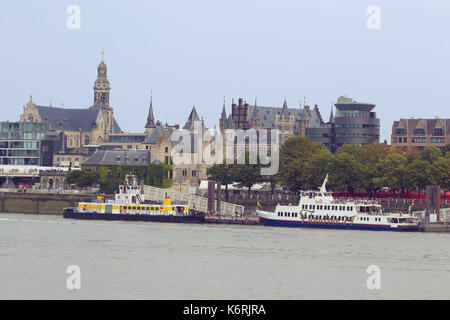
[259,216,420,232]
[63,209,205,224]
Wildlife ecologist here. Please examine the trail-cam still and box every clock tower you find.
[91,49,111,109]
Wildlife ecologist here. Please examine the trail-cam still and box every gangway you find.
[143,185,244,215]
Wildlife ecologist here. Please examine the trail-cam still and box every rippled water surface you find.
[0,213,449,299]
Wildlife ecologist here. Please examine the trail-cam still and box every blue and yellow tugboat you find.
[63,183,204,224]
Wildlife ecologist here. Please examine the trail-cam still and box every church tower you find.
[91,49,111,109]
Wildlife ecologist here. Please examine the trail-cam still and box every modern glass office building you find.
[0,121,51,165]
[306,96,380,152]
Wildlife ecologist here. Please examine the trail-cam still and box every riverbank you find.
[1,191,449,233]
[420,223,450,233]
[0,191,101,215]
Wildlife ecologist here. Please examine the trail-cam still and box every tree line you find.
[207,137,450,196]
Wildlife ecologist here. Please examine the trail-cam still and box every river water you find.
[0,213,449,299]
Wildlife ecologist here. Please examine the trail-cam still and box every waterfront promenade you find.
[1,189,449,232]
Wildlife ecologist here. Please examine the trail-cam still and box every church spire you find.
[145,90,156,130]
[91,49,111,109]
[220,97,227,120]
[329,103,335,123]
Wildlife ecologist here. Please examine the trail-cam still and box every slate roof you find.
[225,114,236,129]
[83,149,151,166]
[36,105,121,133]
[246,104,323,134]
[142,126,168,144]
[183,106,200,129]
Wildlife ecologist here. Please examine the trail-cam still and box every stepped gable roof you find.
[83,149,151,166]
[36,105,121,133]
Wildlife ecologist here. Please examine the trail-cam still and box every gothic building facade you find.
[219,97,324,145]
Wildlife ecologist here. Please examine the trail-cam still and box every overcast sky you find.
[1,0,449,142]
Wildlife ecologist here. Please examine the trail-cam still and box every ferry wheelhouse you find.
[257,176,419,232]
[63,184,204,223]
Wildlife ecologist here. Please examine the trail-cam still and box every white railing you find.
[143,185,244,214]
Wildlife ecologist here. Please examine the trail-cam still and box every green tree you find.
[302,149,334,190]
[96,164,172,194]
[358,143,395,193]
[230,152,262,194]
[207,163,234,200]
[420,147,442,163]
[429,157,450,191]
[404,159,431,197]
[278,136,328,191]
[328,152,364,193]
[373,153,407,192]
[66,169,99,188]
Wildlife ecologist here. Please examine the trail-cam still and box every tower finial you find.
[101,48,104,62]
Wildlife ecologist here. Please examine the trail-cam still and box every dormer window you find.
[413,128,425,136]
[395,128,406,136]
[433,128,444,136]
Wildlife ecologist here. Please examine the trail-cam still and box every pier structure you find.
[425,185,440,222]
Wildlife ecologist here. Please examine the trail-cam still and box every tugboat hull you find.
[63,208,205,224]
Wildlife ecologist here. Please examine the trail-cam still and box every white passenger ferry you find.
[257,175,419,232]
